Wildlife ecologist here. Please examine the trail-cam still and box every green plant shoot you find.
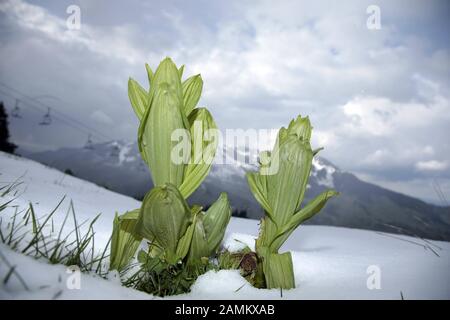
[109,58,231,274]
[247,115,338,289]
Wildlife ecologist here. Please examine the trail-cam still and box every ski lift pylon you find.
[39,107,52,125]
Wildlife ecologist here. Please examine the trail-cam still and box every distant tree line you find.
[0,101,17,154]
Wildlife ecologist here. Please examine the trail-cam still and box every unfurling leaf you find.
[246,172,271,214]
[175,206,201,260]
[128,78,148,120]
[135,183,192,264]
[110,210,142,271]
[185,193,231,266]
[141,83,187,188]
[186,215,210,265]
[203,193,231,253]
[270,190,339,252]
[180,108,217,198]
[145,63,154,85]
[182,75,203,116]
[267,135,313,226]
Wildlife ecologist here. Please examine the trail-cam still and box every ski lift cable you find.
[0,84,113,142]
[0,88,85,132]
[0,88,108,142]
[0,82,111,140]
[0,87,87,133]
[0,81,113,141]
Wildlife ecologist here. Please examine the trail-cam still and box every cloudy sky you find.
[0,0,449,204]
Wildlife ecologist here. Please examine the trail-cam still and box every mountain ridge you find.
[26,140,450,241]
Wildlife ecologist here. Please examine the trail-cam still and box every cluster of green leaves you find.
[109,58,231,295]
[246,116,338,289]
[130,57,216,198]
[123,249,214,297]
[112,57,337,293]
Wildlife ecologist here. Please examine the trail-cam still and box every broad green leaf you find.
[246,172,272,215]
[137,58,189,183]
[287,115,312,142]
[182,75,203,116]
[246,170,279,248]
[145,63,153,86]
[178,65,185,79]
[255,217,266,252]
[270,190,338,251]
[149,57,183,102]
[175,207,200,260]
[140,83,187,188]
[110,209,142,271]
[267,136,313,226]
[275,126,288,147]
[259,247,295,289]
[128,78,148,120]
[179,108,217,198]
[203,193,231,253]
[186,215,210,266]
[135,184,192,264]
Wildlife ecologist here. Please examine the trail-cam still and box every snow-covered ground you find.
[0,151,449,299]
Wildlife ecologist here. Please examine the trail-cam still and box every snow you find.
[1,151,449,299]
[0,151,140,249]
[0,244,151,300]
[223,233,257,252]
[312,158,336,188]
[118,142,135,165]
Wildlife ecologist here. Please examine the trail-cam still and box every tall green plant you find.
[110,58,231,272]
[247,115,338,289]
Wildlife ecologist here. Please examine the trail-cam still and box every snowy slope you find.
[0,151,449,299]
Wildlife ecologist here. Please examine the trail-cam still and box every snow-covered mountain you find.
[26,141,450,241]
[1,151,449,299]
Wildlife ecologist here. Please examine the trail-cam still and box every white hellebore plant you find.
[247,116,338,289]
[109,57,231,271]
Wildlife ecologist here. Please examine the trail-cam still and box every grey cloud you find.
[0,0,449,203]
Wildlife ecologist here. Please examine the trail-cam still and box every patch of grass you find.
[1,180,213,296]
[0,180,109,277]
[122,251,215,297]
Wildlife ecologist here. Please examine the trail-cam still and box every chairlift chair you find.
[39,107,52,125]
[84,134,94,150]
[11,99,22,118]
